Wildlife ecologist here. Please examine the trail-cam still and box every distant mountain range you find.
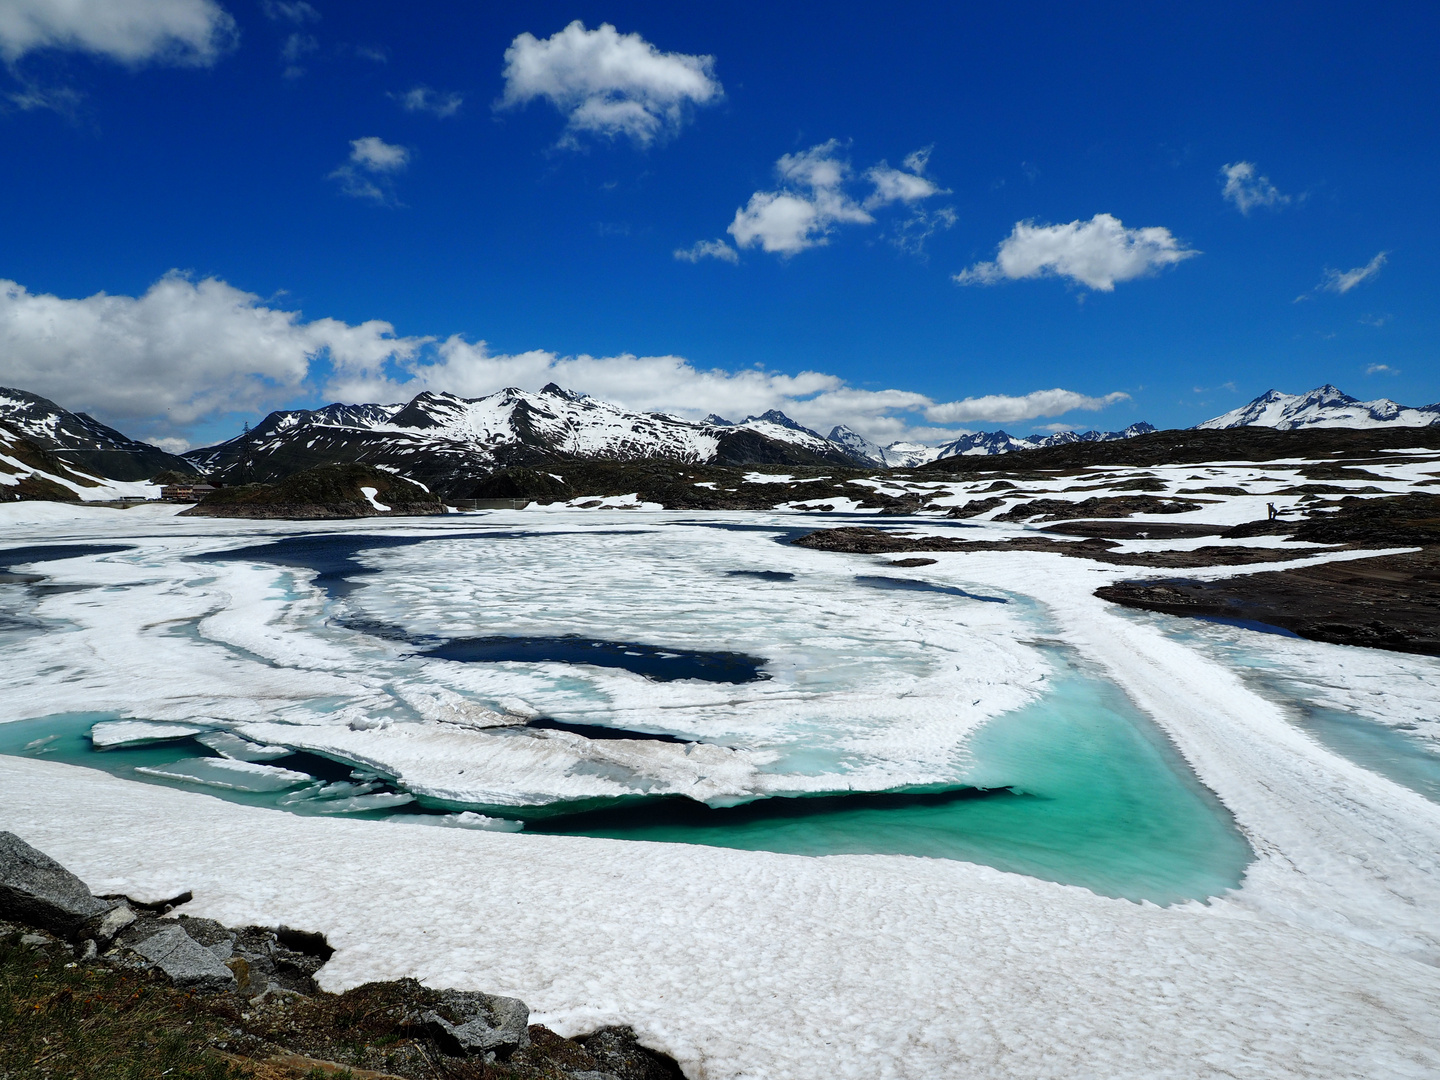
[1198,385,1440,431]
[827,421,1158,466]
[23,379,1436,500]
[180,384,1160,496]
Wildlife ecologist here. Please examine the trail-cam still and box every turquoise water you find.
[535,654,1253,905]
[0,662,1253,905]
[1293,705,1440,803]
[0,713,411,820]
[1126,611,1440,805]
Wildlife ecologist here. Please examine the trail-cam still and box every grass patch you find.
[0,928,243,1080]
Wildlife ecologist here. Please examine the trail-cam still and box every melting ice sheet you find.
[537,652,1252,905]
[0,514,1251,903]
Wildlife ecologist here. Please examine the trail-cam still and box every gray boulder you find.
[130,924,237,992]
[0,831,116,938]
[413,988,530,1059]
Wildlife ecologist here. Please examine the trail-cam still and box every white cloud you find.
[329,136,408,202]
[0,273,424,439]
[395,86,462,118]
[674,239,738,264]
[0,0,236,66]
[0,271,1133,447]
[923,389,1130,424]
[723,140,949,257]
[1320,251,1387,294]
[261,1,318,24]
[1220,161,1289,214]
[499,21,721,147]
[1365,363,1398,375]
[954,213,1198,291]
[864,147,948,209]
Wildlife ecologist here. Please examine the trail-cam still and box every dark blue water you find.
[0,544,133,583]
[422,635,770,684]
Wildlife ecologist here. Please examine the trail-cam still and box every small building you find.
[159,483,218,503]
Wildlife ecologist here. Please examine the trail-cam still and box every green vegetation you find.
[0,928,241,1080]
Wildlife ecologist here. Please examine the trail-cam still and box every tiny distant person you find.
[1267,502,1277,520]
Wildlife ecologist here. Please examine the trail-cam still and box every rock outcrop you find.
[0,831,684,1080]
[0,831,121,939]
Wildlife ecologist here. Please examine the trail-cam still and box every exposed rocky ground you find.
[790,525,1325,569]
[1095,495,1440,655]
[468,461,930,513]
[0,832,682,1080]
[914,422,1440,474]
[184,464,445,520]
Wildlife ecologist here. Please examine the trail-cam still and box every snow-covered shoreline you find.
[2,755,1438,1080]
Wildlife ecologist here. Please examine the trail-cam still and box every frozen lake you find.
[4,501,1440,1078]
[6,501,1438,907]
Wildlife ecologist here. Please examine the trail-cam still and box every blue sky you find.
[0,0,1435,449]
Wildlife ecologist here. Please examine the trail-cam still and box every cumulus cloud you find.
[720,140,950,257]
[923,389,1130,424]
[954,213,1198,291]
[1320,251,1387,294]
[0,273,423,439]
[0,0,236,66]
[394,86,462,118]
[674,239,738,264]
[1220,161,1289,214]
[1365,363,1397,375]
[329,136,408,203]
[0,272,1135,447]
[499,21,721,147]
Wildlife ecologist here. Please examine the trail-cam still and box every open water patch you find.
[0,544,133,583]
[1290,704,1440,803]
[0,649,1252,904]
[540,650,1252,906]
[725,570,796,581]
[525,718,691,743]
[1130,610,1440,804]
[855,575,1009,603]
[422,635,770,684]
[0,714,420,819]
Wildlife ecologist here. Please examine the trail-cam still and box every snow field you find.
[2,755,1438,1080]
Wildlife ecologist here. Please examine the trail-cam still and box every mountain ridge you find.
[1197,384,1440,431]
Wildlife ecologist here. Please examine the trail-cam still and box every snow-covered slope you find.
[1198,385,1440,431]
[0,386,196,481]
[0,424,162,502]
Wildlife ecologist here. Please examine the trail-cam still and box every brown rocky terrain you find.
[1095,495,1440,654]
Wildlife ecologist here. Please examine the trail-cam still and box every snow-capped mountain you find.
[829,421,1157,466]
[0,386,196,480]
[1197,386,1440,431]
[186,384,860,495]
